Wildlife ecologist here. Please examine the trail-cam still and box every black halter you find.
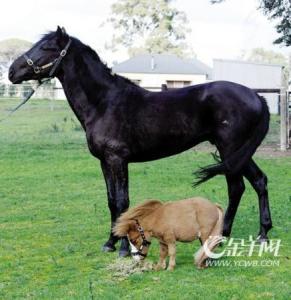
[23,38,72,78]
[130,219,151,258]
[0,38,72,122]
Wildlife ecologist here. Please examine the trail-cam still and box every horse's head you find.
[9,26,71,84]
[113,219,152,261]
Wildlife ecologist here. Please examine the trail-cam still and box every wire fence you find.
[0,83,289,150]
[0,81,57,100]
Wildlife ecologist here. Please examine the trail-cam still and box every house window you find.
[166,81,191,88]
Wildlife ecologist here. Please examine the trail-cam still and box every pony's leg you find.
[243,159,272,241]
[167,243,176,271]
[195,219,223,268]
[194,233,209,268]
[101,158,130,256]
[155,242,168,271]
[223,175,245,237]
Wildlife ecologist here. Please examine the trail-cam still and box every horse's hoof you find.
[219,236,229,247]
[102,243,116,252]
[119,249,130,257]
[256,235,269,244]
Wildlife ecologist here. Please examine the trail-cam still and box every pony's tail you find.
[194,204,224,268]
[193,95,270,186]
[211,204,224,237]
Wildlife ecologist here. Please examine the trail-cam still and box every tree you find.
[241,48,288,65]
[259,0,291,46]
[241,47,289,85]
[108,0,194,57]
[0,38,32,79]
[211,0,291,46]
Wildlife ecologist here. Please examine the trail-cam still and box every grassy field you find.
[0,98,290,299]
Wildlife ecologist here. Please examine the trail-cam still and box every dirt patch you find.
[256,147,291,158]
[193,143,291,159]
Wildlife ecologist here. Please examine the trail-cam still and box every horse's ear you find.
[56,26,63,37]
[56,26,68,39]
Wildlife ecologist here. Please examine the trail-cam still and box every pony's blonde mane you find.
[113,200,163,236]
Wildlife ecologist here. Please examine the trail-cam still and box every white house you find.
[112,54,212,91]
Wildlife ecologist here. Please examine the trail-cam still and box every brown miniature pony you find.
[113,197,224,270]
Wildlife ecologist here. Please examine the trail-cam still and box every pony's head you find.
[9,26,71,84]
[113,200,162,260]
[113,219,152,261]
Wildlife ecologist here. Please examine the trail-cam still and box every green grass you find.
[262,114,280,146]
[0,98,290,299]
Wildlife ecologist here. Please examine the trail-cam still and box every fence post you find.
[280,89,288,151]
[288,91,290,147]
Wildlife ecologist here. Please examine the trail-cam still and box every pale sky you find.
[0,0,289,66]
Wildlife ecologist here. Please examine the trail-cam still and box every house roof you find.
[112,54,212,77]
[213,58,283,68]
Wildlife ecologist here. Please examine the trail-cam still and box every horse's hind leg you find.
[223,175,245,237]
[214,136,246,236]
[243,159,272,241]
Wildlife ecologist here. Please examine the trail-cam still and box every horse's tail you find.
[194,95,270,186]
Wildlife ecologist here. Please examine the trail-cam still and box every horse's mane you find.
[113,200,163,236]
[39,31,139,89]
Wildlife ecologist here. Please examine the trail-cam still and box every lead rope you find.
[0,79,50,123]
[0,38,72,123]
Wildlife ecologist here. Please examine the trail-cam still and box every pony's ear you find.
[128,220,139,231]
[113,220,135,237]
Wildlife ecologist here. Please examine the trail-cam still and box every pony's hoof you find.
[154,263,166,271]
[196,260,208,269]
[119,249,130,257]
[197,264,207,269]
[102,242,116,252]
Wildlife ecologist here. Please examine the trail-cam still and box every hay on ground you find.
[106,258,154,277]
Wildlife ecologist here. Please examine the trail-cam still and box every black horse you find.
[9,27,272,256]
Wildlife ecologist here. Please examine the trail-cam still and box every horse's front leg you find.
[100,157,130,257]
